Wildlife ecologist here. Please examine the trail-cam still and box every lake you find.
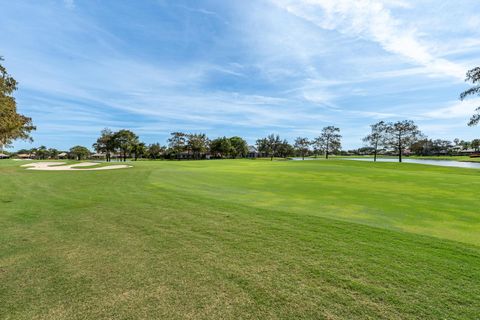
[291,157,480,169]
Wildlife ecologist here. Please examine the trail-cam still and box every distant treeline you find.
[9,126,342,161]
[7,120,479,162]
[359,120,479,162]
[86,126,343,162]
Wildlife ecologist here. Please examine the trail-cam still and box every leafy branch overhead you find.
[0,57,35,149]
[460,67,480,126]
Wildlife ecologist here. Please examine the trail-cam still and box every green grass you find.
[0,159,479,319]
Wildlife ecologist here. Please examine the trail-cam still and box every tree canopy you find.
[294,137,310,160]
[385,120,421,162]
[229,136,248,158]
[93,128,115,162]
[256,134,281,161]
[113,129,139,162]
[210,137,232,158]
[315,126,341,159]
[187,133,209,159]
[0,57,35,149]
[362,121,387,162]
[69,145,90,160]
[460,67,480,126]
[147,143,165,160]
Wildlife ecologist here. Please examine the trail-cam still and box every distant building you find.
[459,148,477,155]
[0,153,9,159]
[91,153,106,160]
[450,146,477,155]
[247,145,266,158]
[58,152,68,159]
[16,153,34,159]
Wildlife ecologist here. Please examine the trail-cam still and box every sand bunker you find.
[21,162,131,171]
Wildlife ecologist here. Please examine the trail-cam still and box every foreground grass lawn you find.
[0,159,479,319]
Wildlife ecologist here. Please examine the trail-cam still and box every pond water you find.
[295,157,480,169]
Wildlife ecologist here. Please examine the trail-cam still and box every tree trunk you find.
[398,136,402,163]
[373,141,377,162]
[325,140,329,159]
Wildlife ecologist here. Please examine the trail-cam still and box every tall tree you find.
[93,128,115,162]
[460,67,480,126]
[131,142,147,161]
[36,145,49,160]
[362,121,387,162]
[187,133,209,160]
[113,129,138,162]
[255,138,268,158]
[471,139,480,151]
[315,126,341,159]
[69,145,90,160]
[277,139,294,158]
[48,148,59,159]
[168,132,187,159]
[210,137,232,158]
[0,57,35,149]
[431,139,452,155]
[267,134,281,161]
[256,134,281,161]
[147,143,164,160]
[229,136,248,158]
[294,137,310,160]
[410,138,432,156]
[385,120,422,163]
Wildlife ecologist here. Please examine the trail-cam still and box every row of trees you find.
[410,138,480,156]
[256,126,342,160]
[362,118,480,162]
[15,145,92,160]
[15,146,61,159]
[92,130,250,161]
[89,127,344,161]
[166,132,249,159]
[93,129,142,162]
[363,120,422,162]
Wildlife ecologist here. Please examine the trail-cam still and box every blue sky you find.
[2,0,480,150]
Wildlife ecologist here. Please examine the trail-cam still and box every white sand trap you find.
[21,162,131,171]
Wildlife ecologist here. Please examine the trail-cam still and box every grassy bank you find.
[0,159,479,319]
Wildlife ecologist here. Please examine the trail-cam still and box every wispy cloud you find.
[270,0,466,80]
[63,0,75,10]
[423,99,480,120]
[2,1,480,150]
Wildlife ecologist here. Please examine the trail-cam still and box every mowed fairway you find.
[0,159,479,319]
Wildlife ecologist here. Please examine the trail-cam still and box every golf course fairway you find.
[1,159,479,319]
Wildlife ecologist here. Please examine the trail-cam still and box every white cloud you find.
[270,0,466,80]
[423,99,480,120]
